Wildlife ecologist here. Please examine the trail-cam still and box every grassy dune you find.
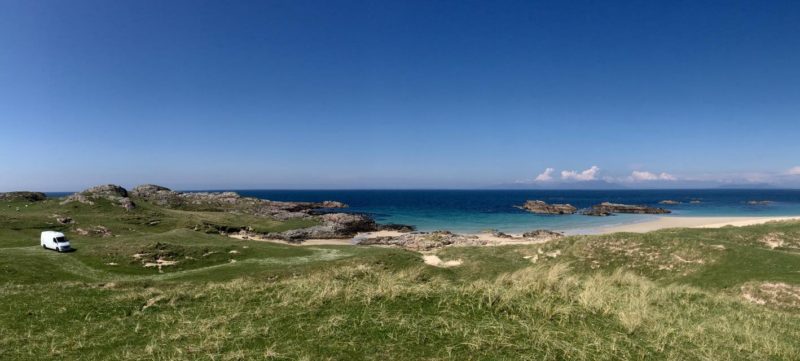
[2,197,800,360]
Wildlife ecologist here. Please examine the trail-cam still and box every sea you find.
[46,189,800,234]
[234,189,800,234]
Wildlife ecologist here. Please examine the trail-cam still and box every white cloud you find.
[629,171,677,182]
[534,168,555,182]
[788,166,800,175]
[561,166,600,181]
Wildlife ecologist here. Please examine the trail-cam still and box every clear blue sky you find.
[2,0,799,190]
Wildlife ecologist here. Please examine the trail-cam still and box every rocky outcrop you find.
[0,191,47,202]
[522,229,564,238]
[516,200,577,215]
[583,202,671,216]
[659,200,681,205]
[130,184,172,198]
[267,213,378,242]
[353,229,564,251]
[377,223,416,232]
[129,184,347,218]
[354,231,486,251]
[61,184,135,211]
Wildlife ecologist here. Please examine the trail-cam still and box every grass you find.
[2,197,800,360]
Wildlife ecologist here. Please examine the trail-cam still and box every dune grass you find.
[2,197,800,360]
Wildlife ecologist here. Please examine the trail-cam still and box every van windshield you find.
[54,237,68,243]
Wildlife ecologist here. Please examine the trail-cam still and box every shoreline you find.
[596,215,800,234]
[231,215,800,246]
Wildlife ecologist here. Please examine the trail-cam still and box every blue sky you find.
[1,0,799,190]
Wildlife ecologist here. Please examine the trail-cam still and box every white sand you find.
[422,255,463,267]
[599,216,800,234]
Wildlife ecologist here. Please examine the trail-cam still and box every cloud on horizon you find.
[517,165,800,188]
[628,170,677,182]
[561,166,600,181]
[534,168,555,181]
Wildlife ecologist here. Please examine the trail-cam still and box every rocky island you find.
[583,202,671,216]
[516,200,577,214]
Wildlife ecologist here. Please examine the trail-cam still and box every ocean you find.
[232,189,800,234]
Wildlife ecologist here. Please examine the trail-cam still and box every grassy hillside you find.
[1,197,800,360]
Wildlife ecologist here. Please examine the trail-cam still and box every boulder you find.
[0,191,47,202]
[584,202,670,216]
[516,200,577,215]
[55,216,73,224]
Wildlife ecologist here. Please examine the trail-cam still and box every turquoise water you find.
[231,189,800,234]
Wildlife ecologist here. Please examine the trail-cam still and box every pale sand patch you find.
[228,233,354,246]
[600,216,800,234]
[422,255,463,268]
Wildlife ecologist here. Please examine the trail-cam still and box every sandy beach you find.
[599,216,800,233]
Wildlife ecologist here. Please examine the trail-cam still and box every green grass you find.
[2,197,800,360]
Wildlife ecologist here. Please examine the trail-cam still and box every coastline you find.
[596,215,800,234]
[231,216,800,246]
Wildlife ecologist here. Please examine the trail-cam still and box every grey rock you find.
[522,229,564,238]
[0,191,47,202]
[583,202,670,216]
[61,184,135,210]
[516,200,577,215]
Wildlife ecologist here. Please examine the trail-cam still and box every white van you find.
[41,231,72,252]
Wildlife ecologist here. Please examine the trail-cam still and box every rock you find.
[659,200,681,205]
[55,216,73,224]
[584,202,670,216]
[581,209,614,217]
[268,213,378,242]
[81,184,128,198]
[516,200,577,215]
[747,200,773,205]
[320,201,348,209]
[354,231,487,251]
[119,197,135,211]
[130,184,172,198]
[489,229,513,238]
[61,184,135,210]
[378,223,416,232]
[522,229,564,238]
[0,192,47,202]
[75,225,112,237]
